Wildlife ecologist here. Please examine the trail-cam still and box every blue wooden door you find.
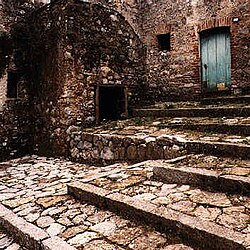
[201,28,231,92]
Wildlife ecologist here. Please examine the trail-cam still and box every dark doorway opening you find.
[96,86,127,123]
[157,33,171,51]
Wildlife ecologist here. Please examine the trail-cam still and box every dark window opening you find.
[7,71,20,98]
[98,86,126,121]
[157,33,171,51]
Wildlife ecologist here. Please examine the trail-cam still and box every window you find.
[157,33,171,51]
[7,71,20,98]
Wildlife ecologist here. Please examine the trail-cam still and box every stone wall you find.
[0,0,49,160]
[67,128,185,163]
[0,100,32,161]
[13,0,146,157]
[140,0,250,101]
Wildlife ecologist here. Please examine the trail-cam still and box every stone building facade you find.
[0,0,249,159]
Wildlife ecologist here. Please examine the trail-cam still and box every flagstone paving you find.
[0,156,193,249]
[0,229,26,250]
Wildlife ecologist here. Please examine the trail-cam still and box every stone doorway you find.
[95,85,128,124]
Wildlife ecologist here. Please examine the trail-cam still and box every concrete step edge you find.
[0,203,76,250]
[67,182,249,250]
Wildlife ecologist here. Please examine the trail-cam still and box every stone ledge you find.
[186,140,250,159]
[133,106,250,118]
[168,123,250,136]
[67,183,248,250]
[0,203,76,250]
[153,165,250,195]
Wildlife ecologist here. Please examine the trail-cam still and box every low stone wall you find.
[67,126,186,163]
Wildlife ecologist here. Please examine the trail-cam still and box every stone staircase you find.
[1,96,250,249]
[67,155,250,250]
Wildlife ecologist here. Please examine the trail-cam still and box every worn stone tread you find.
[0,203,76,250]
[68,182,249,250]
[152,161,250,195]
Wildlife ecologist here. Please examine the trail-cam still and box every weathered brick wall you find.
[140,0,250,101]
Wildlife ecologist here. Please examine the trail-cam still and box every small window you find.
[7,71,20,98]
[157,33,171,51]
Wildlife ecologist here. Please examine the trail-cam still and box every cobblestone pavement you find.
[0,156,193,249]
[85,159,250,235]
[0,229,26,250]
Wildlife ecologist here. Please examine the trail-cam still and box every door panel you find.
[201,27,231,92]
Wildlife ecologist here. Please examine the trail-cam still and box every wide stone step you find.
[152,155,250,195]
[0,203,76,250]
[184,140,250,159]
[201,95,250,105]
[133,106,250,118]
[168,123,250,136]
[68,182,249,250]
[0,156,192,249]
[0,228,27,250]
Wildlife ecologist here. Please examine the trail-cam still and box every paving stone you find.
[5,243,23,250]
[87,210,113,224]
[168,200,196,213]
[217,212,249,230]
[128,231,168,249]
[83,239,123,250]
[57,217,74,227]
[60,225,88,239]
[107,226,142,246]
[0,236,13,248]
[72,214,88,225]
[25,212,40,223]
[36,195,70,208]
[2,198,33,208]
[163,244,194,250]
[68,231,100,247]
[193,206,221,221]
[90,221,117,236]
[36,216,55,228]
[133,193,157,201]
[189,191,232,207]
[46,223,66,236]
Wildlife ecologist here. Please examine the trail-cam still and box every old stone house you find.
[0,0,249,159]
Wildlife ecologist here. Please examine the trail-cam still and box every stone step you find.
[168,123,250,136]
[68,182,250,250]
[69,124,250,162]
[133,106,250,118]
[184,140,250,159]
[152,155,250,195]
[0,203,76,250]
[0,156,192,250]
[0,228,27,250]
[201,95,250,105]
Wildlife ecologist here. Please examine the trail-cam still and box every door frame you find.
[200,26,232,96]
[95,84,128,125]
